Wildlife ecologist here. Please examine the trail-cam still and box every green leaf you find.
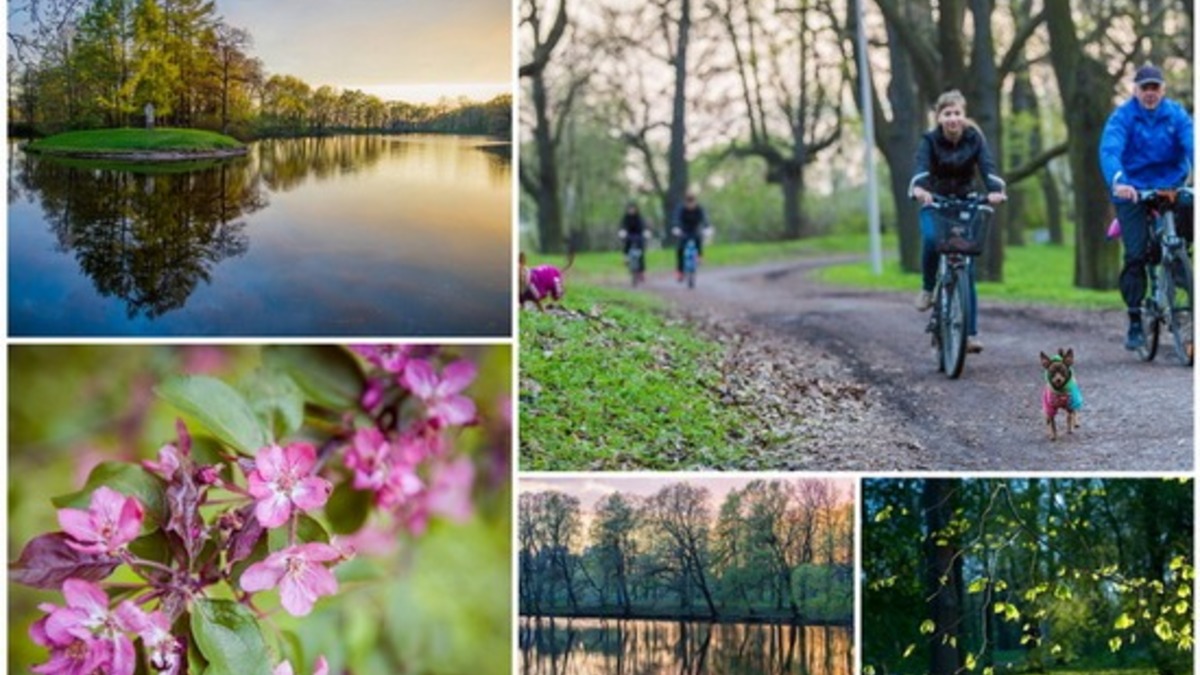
[325,481,373,535]
[189,598,273,675]
[965,652,977,671]
[1154,619,1175,642]
[902,643,916,658]
[1114,613,1136,630]
[1109,636,1123,653]
[156,376,268,454]
[967,577,987,594]
[1176,600,1189,615]
[919,619,936,635]
[52,462,167,531]
[264,345,364,410]
[241,369,305,441]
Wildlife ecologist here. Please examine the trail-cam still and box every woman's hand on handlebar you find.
[912,187,933,206]
[986,192,1007,205]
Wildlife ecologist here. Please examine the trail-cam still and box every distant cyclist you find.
[909,89,1006,354]
[1099,63,1194,351]
[619,201,649,266]
[671,191,711,283]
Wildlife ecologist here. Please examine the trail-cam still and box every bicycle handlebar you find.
[927,193,992,209]
[1134,187,1193,205]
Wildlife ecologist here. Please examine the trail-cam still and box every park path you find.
[639,256,1193,471]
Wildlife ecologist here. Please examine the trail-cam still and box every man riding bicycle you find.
[910,90,1006,354]
[1100,63,1194,351]
[671,191,711,283]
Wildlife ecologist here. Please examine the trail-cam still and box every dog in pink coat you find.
[519,252,573,311]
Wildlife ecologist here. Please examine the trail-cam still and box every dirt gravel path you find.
[640,256,1193,471]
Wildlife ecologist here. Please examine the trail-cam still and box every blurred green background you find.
[8,344,513,675]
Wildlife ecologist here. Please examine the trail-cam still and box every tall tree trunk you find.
[967,0,1004,281]
[665,0,691,225]
[1045,3,1119,290]
[922,479,963,675]
[781,166,805,239]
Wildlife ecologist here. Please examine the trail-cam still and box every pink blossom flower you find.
[275,656,329,675]
[351,344,414,373]
[143,443,182,480]
[361,376,386,409]
[115,603,180,675]
[344,428,393,491]
[31,579,137,675]
[401,359,478,427]
[427,458,476,523]
[246,443,332,529]
[240,543,342,616]
[57,487,144,555]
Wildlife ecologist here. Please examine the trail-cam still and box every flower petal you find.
[254,445,286,479]
[434,396,477,426]
[437,360,477,395]
[57,508,101,544]
[283,443,317,475]
[114,497,144,546]
[255,493,294,529]
[278,575,318,617]
[291,477,332,511]
[401,360,437,399]
[274,662,296,675]
[240,556,285,593]
[314,656,329,675]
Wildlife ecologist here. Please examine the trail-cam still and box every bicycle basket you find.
[932,206,990,255]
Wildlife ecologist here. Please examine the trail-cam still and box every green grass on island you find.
[520,285,771,470]
[26,128,245,155]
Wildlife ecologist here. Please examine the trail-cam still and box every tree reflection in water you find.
[17,155,263,319]
[519,617,852,675]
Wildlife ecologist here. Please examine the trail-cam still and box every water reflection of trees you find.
[520,618,851,675]
[16,155,263,319]
[255,135,392,191]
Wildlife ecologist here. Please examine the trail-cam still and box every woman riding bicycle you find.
[619,200,649,255]
[1099,64,1194,351]
[910,89,1007,354]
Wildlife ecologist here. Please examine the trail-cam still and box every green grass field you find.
[533,233,898,283]
[527,233,1120,310]
[27,128,245,154]
[817,241,1118,309]
[520,285,771,469]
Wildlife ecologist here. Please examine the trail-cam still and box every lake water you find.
[8,135,511,336]
[518,617,852,675]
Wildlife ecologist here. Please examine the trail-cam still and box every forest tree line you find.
[520,0,1192,289]
[864,478,1194,675]
[519,479,853,624]
[8,0,511,139]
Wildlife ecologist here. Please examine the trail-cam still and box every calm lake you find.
[519,617,853,675]
[8,135,511,336]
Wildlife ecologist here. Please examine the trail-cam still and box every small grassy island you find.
[25,128,247,160]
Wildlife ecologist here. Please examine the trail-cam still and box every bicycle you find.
[626,237,646,286]
[925,194,993,379]
[682,237,699,289]
[1132,187,1193,366]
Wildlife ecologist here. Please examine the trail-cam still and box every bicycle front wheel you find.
[1166,253,1193,366]
[941,267,969,378]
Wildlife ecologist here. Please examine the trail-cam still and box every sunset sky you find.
[218,0,511,103]
[521,475,856,513]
